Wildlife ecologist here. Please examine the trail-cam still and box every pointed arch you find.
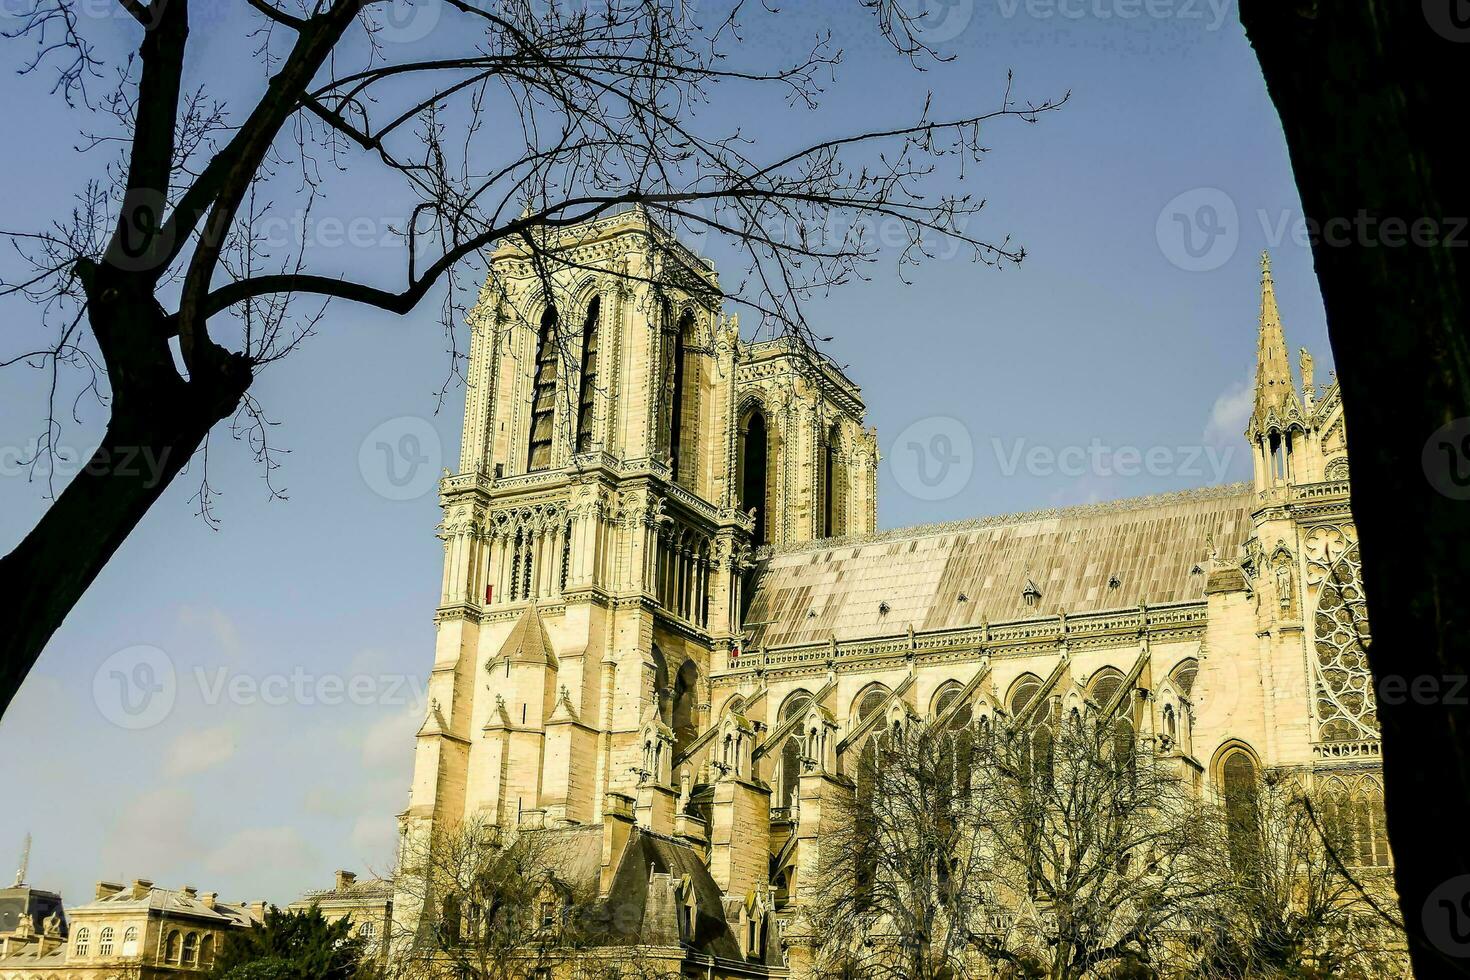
[1007,673,1044,719]
[575,295,601,453]
[1169,658,1199,698]
[527,305,560,471]
[820,420,847,538]
[663,307,700,486]
[1214,740,1261,869]
[737,399,771,546]
[671,658,700,758]
[1087,667,1125,709]
[852,683,891,727]
[778,689,815,809]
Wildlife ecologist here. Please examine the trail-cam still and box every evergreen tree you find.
[209,906,365,980]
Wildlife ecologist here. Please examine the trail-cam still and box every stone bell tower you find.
[394,209,882,944]
[395,209,757,932]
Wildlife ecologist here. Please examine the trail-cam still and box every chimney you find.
[95,881,125,900]
[201,893,218,910]
[181,886,198,900]
[599,793,636,896]
[130,879,154,899]
[248,901,268,922]
[334,870,357,892]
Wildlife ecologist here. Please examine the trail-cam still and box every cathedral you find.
[393,208,1381,973]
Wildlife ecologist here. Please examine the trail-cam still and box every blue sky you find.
[0,0,1331,908]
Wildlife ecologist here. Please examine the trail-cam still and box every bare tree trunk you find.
[1240,3,1470,974]
[0,267,250,717]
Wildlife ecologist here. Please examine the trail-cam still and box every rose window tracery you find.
[1307,527,1376,741]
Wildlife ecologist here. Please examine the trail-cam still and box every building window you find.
[98,926,114,956]
[74,927,90,956]
[1219,745,1261,870]
[1030,725,1055,791]
[165,930,182,964]
[779,691,814,809]
[575,297,600,453]
[738,406,769,545]
[1088,667,1125,711]
[121,926,139,956]
[1008,674,1044,718]
[359,921,376,942]
[539,901,557,930]
[1171,659,1198,697]
[853,685,890,728]
[200,934,214,967]
[663,309,698,485]
[821,422,845,538]
[526,306,559,471]
[182,932,199,966]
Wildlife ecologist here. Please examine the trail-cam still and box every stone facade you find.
[396,217,1384,973]
[0,880,261,979]
[286,870,393,960]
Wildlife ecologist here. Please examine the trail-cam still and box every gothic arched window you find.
[779,691,813,809]
[165,930,182,964]
[853,684,890,728]
[1219,745,1261,870]
[98,927,114,956]
[664,309,698,485]
[821,422,845,538]
[575,297,600,453]
[527,306,560,471]
[1170,659,1198,697]
[74,927,90,957]
[1088,667,1125,711]
[1008,674,1044,719]
[1030,725,1054,791]
[182,932,199,966]
[738,406,770,545]
[671,659,700,758]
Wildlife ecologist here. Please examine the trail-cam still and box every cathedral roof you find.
[491,604,558,668]
[745,482,1253,648]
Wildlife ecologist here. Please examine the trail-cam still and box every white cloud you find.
[163,725,237,777]
[349,815,397,869]
[1203,378,1253,448]
[101,787,201,881]
[176,605,244,661]
[359,703,422,773]
[205,827,316,882]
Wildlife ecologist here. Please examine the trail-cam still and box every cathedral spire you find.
[1252,251,1296,423]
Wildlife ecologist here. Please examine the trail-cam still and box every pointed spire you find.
[1253,251,1297,422]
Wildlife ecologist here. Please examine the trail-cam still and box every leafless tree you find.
[807,715,1008,980]
[1194,774,1410,980]
[385,814,677,980]
[0,0,1066,719]
[808,715,1227,980]
[966,717,1227,980]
